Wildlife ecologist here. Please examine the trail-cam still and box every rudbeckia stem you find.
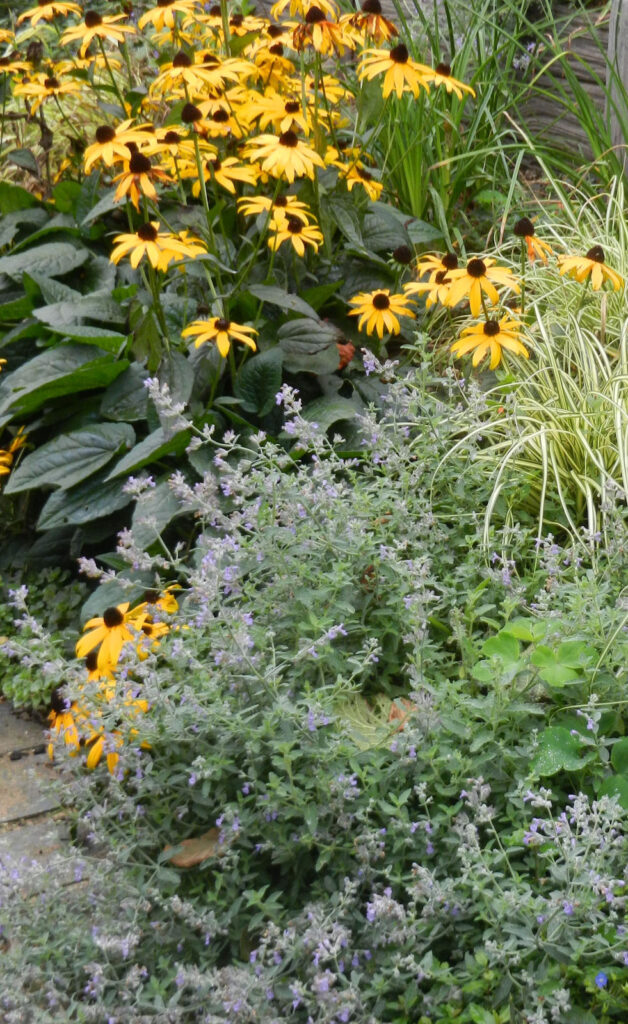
[97,37,126,111]
[520,241,526,316]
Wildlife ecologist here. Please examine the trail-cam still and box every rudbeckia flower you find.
[17,0,81,26]
[247,90,313,136]
[76,603,148,671]
[343,164,383,201]
[138,0,201,31]
[293,6,356,57]
[272,0,339,19]
[557,245,624,291]
[341,0,398,43]
[191,157,258,195]
[243,130,325,183]
[83,121,153,173]
[268,215,324,256]
[451,315,528,370]
[47,687,84,760]
[137,618,170,660]
[238,193,313,225]
[404,269,453,309]
[358,44,431,99]
[13,74,82,114]
[112,152,172,210]
[513,216,553,264]
[110,222,206,270]
[420,62,475,99]
[60,11,136,57]
[0,427,27,480]
[445,257,520,316]
[182,318,258,358]
[348,289,415,338]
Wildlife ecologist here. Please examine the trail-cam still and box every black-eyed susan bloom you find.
[110,222,205,270]
[17,1,81,26]
[112,152,171,210]
[138,0,200,31]
[76,603,148,672]
[404,269,453,309]
[513,216,553,264]
[193,156,258,195]
[557,246,624,292]
[243,130,325,183]
[341,0,398,43]
[181,318,258,358]
[60,11,136,57]
[343,164,383,201]
[238,194,313,225]
[83,121,152,173]
[268,215,324,256]
[47,687,83,760]
[293,6,356,57]
[13,74,83,114]
[451,315,528,370]
[0,427,27,481]
[445,257,520,317]
[348,289,415,338]
[358,44,431,99]
[420,62,475,99]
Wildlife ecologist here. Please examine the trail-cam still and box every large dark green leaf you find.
[106,426,191,479]
[0,345,128,417]
[0,182,40,213]
[37,469,134,530]
[235,348,283,416]
[34,294,127,328]
[278,318,341,375]
[131,479,183,548]
[5,422,135,494]
[247,285,318,319]
[100,362,149,421]
[0,242,89,279]
[300,395,363,433]
[0,208,48,249]
[158,349,194,408]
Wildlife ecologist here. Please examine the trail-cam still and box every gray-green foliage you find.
[1,360,627,1021]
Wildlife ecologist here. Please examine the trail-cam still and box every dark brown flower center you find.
[483,319,501,336]
[181,102,202,123]
[85,651,98,672]
[210,157,222,171]
[434,269,449,284]
[212,108,230,122]
[137,223,158,241]
[435,62,451,76]
[142,623,155,636]
[274,196,288,207]
[209,4,221,13]
[201,53,220,66]
[284,100,300,114]
[44,76,59,89]
[157,0,175,7]
[372,292,390,310]
[129,152,152,174]
[215,318,230,331]
[50,687,69,714]
[305,6,325,23]
[268,24,284,38]
[95,125,116,144]
[361,0,383,12]
[279,130,298,148]
[230,14,244,26]
[392,244,412,264]
[84,11,103,28]
[514,216,534,238]
[269,43,284,56]
[163,130,181,144]
[586,245,605,263]
[103,606,125,628]
[442,252,459,270]
[390,44,408,64]
[467,257,486,278]
[287,216,303,233]
[173,50,192,68]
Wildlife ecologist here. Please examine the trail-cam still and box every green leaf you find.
[482,631,520,662]
[0,345,128,418]
[158,349,194,408]
[106,426,192,479]
[25,272,80,303]
[79,576,152,623]
[325,195,363,247]
[131,479,183,548]
[300,281,342,311]
[405,219,444,246]
[0,208,48,248]
[468,1005,497,1024]
[80,187,119,226]
[100,363,149,422]
[34,294,127,329]
[0,181,40,213]
[52,180,81,214]
[37,469,134,530]
[598,775,628,811]
[501,617,547,643]
[278,318,341,375]
[0,242,89,280]
[247,284,318,319]
[610,737,628,775]
[5,423,135,494]
[532,727,587,776]
[5,149,39,176]
[363,205,409,253]
[300,395,362,433]
[43,323,127,352]
[235,348,283,416]
[0,292,34,321]
[530,646,580,687]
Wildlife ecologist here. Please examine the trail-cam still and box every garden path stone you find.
[0,701,45,755]
[0,751,60,823]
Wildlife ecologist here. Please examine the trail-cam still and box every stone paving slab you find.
[0,817,69,866]
[0,701,45,755]
[0,752,60,824]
